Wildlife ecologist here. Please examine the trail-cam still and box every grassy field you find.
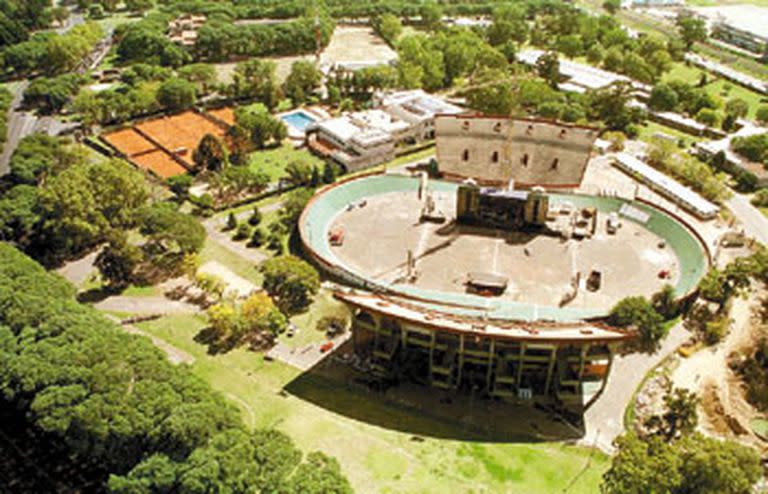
[637,121,704,148]
[663,62,767,119]
[248,143,325,182]
[199,237,264,286]
[136,312,610,493]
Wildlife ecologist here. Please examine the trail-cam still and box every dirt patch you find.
[320,26,397,66]
[199,260,257,298]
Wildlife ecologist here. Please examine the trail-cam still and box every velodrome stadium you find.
[299,115,710,408]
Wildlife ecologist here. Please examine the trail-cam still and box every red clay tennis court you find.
[102,109,232,179]
[135,111,226,167]
[207,107,235,126]
[132,150,188,179]
[102,128,156,157]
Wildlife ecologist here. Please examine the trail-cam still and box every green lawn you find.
[637,121,703,148]
[663,62,767,119]
[199,237,264,286]
[248,143,325,183]
[135,312,610,493]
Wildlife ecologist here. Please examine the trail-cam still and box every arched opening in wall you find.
[559,129,567,139]
[462,120,470,131]
[462,149,469,161]
[355,311,375,328]
[526,124,534,136]
[521,153,529,167]
[491,151,499,163]
[493,122,502,133]
[551,158,559,170]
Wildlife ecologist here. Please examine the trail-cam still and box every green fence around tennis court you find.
[300,174,709,322]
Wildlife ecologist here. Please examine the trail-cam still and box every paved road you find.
[727,193,768,246]
[580,322,692,454]
[0,81,35,176]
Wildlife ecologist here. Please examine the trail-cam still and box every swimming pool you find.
[280,110,317,133]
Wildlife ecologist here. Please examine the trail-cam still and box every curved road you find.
[727,193,768,246]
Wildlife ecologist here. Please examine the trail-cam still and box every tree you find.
[193,134,228,172]
[644,387,698,440]
[248,206,262,226]
[95,234,142,288]
[230,59,280,109]
[602,432,761,494]
[139,203,206,257]
[249,227,265,247]
[420,3,443,31]
[756,105,768,124]
[225,212,238,231]
[283,60,322,106]
[725,97,749,119]
[287,452,353,494]
[279,187,314,231]
[677,15,707,50]
[285,160,314,187]
[233,103,287,149]
[651,284,678,320]
[260,255,320,314]
[167,174,193,200]
[648,83,679,112]
[37,159,148,260]
[156,78,196,111]
[177,63,217,94]
[603,0,621,14]
[609,296,665,350]
[695,108,721,127]
[536,51,560,89]
[125,0,154,14]
[374,14,402,46]
[322,162,336,184]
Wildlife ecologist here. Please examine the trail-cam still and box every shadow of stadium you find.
[282,342,586,444]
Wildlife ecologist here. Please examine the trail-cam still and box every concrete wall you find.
[435,116,599,188]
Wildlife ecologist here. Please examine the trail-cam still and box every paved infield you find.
[330,190,678,312]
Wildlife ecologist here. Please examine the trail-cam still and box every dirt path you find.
[202,206,281,266]
[671,295,762,443]
[95,295,198,315]
[105,315,195,365]
[581,322,692,454]
[56,250,99,287]
[199,260,257,297]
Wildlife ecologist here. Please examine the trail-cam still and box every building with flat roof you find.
[375,90,465,141]
[435,115,599,189]
[517,49,650,94]
[690,6,768,56]
[307,110,408,171]
[613,152,719,219]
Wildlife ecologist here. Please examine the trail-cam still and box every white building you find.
[517,49,651,94]
[690,6,768,56]
[375,90,465,141]
[614,152,719,219]
[307,110,409,171]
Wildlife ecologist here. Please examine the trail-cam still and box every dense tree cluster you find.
[194,16,334,62]
[1,21,103,77]
[0,243,351,493]
[603,381,760,493]
[0,0,53,48]
[260,255,320,315]
[732,133,768,166]
[206,291,287,350]
[0,86,12,154]
[647,137,729,203]
[602,432,760,494]
[0,136,150,264]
